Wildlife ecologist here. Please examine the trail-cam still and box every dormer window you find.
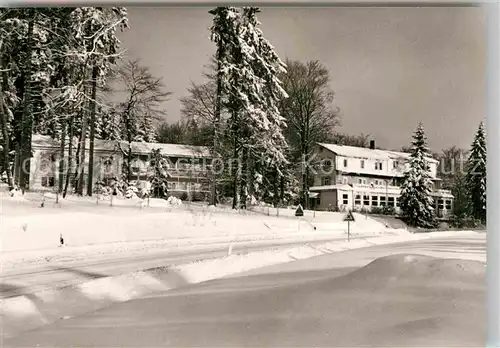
[343,159,348,167]
[393,161,399,169]
[375,162,383,170]
[360,160,365,169]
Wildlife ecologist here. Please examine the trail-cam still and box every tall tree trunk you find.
[58,121,66,193]
[77,86,89,196]
[280,173,285,204]
[231,159,239,210]
[302,113,311,210]
[273,166,279,208]
[231,110,240,210]
[13,146,19,186]
[210,55,223,206]
[0,99,13,190]
[63,116,74,198]
[19,16,35,193]
[124,112,133,184]
[239,147,248,209]
[127,144,133,183]
[72,129,81,195]
[0,42,13,190]
[87,65,98,196]
[301,153,308,209]
[12,74,25,186]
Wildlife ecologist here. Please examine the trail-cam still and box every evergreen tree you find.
[148,148,169,198]
[399,123,437,228]
[209,7,289,209]
[96,106,121,140]
[209,7,250,209]
[465,121,487,222]
[0,8,128,194]
[237,7,288,208]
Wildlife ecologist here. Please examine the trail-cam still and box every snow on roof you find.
[125,141,210,158]
[317,143,438,163]
[31,134,210,158]
[32,134,118,152]
[31,134,59,148]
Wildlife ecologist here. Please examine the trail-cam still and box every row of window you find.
[340,193,453,210]
[342,159,400,171]
[343,193,400,207]
[170,182,203,190]
[321,176,398,187]
[356,178,396,186]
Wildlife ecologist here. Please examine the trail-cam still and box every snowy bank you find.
[0,229,482,339]
[1,192,395,257]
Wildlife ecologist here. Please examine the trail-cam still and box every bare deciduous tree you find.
[328,133,371,148]
[180,80,217,125]
[114,59,172,182]
[180,56,220,204]
[279,59,341,208]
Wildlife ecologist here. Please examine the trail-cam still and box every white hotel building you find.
[309,141,454,217]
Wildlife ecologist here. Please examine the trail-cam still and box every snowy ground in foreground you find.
[0,192,408,268]
[1,229,484,342]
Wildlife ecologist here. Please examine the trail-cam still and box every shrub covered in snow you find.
[148,148,169,198]
[8,186,22,198]
[125,184,139,199]
[166,196,182,206]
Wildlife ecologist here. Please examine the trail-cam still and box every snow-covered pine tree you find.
[0,13,25,189]
[134,111,157,143]
[0,8,127,194]
[465,121,486,222]
[208,7,236,206]
[96,105,121,140]
[148,148,169,198]
[237,7,289,208]
[0,9,76,190]
[209,7,289,209]
[210,6,258,209]
[399,123,437,228]
[209,7,246,209]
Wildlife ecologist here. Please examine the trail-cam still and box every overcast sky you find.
[117,6,485,152]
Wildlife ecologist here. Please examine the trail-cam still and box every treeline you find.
[0,7,485,220]
[399,122,486,228]
[432,123,486,226]
[165,7,380,209]
[0,6,352,207]
[0,8,174,196]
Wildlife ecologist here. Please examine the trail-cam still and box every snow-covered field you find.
[0,227,483,339]
[1,192,400,266]
[1,192,483,339]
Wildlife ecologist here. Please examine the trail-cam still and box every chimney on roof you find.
[369,140,375,150]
